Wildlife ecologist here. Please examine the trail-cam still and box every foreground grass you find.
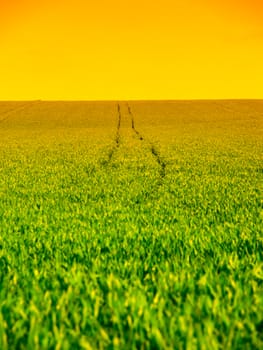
[0,101,262,349]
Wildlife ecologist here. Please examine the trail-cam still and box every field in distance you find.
[0,100,263,349]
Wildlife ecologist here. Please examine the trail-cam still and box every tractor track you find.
[128,104,144,140]
[116,104,121,146]
[127,103,166,179]
[101,103,167,180]
[0,101,41,124]
[101,103,122,165]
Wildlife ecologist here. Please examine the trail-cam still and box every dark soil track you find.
[102,103,122,165]
[97,102,167,181]
[127,103,166,179]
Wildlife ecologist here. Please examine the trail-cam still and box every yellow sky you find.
[1,0,263,100]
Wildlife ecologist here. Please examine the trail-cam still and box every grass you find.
[0,100,262,349]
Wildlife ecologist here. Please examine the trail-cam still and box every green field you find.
[0,100,262,349]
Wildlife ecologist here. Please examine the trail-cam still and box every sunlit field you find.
[0,100,262,349]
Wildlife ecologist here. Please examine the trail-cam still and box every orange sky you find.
[0,0,263,100]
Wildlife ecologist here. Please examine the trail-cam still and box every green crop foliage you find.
[0,100,262,349]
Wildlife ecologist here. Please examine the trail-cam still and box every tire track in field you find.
[128,104,143,141]
[127,103,166,179]
[101,103,122,165]
[0,101,41,124]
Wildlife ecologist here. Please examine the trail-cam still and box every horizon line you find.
[0,98,263,102]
